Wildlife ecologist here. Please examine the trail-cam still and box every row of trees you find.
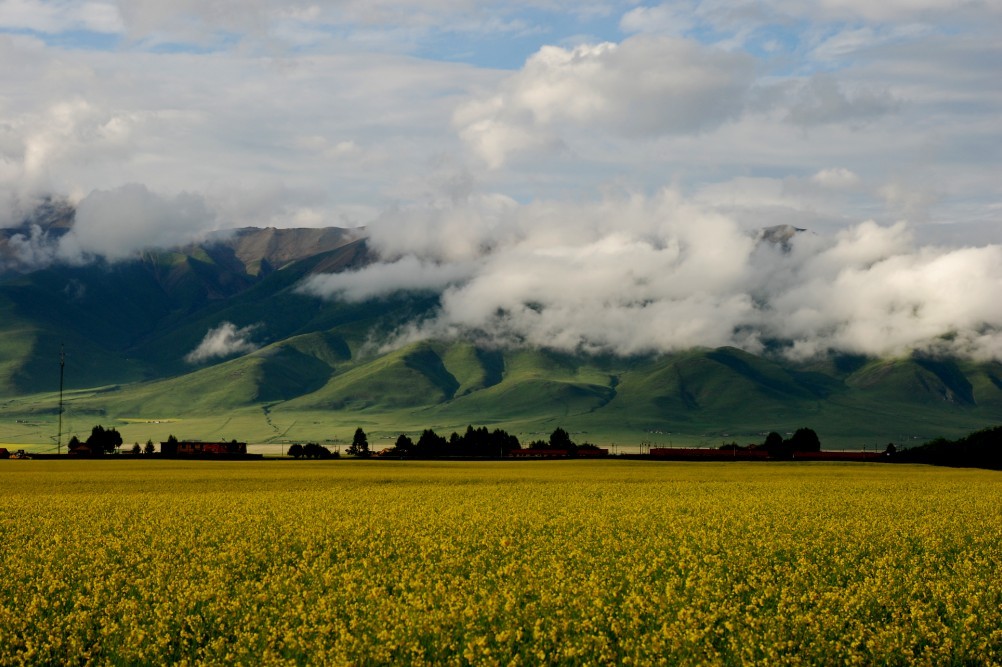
[341,425,602,459]
[388,425,523,459]
[287,442,338,459]
[891,425,1002,469]
[128,441,157,455]
[345,425,523,459]
[718,427,822,458]
[67,425,124,455]
[523,427,604,455]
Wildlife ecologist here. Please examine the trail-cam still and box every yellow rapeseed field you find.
[1,460,1000,666]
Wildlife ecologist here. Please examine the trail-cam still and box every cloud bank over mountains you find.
[301,191,1002,361]
[1,1,1000,360]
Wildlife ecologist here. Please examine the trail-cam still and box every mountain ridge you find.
[0,210,999,448]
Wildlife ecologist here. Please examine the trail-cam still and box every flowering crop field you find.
[1,460,1000,666]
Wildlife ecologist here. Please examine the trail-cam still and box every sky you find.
[2,0,1001,360]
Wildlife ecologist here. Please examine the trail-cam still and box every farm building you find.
[507,448,609,459]
[160,440,250,457]
[508,449,570,458]
[649,448,770,460]
[67,440,100,456]
[792,451,885,461]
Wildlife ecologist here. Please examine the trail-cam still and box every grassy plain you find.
[2,460,1000,665]
[1,392,993,454]
[3,338,1001,451]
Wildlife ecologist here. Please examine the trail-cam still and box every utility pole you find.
[58,344,65,455]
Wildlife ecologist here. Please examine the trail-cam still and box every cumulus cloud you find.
[455,35,754,167]
[0,0,123,34]
[619,4,695,36]
[811,0,993,23]
[185,322,261,364]
[785,73,899,127]
[56,184,215,262]
[0,0,999,287]
[0,33,484,230]
[811,167,861,190]
[303,191,1002,361]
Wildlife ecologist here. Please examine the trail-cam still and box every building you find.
[160,440,250,457]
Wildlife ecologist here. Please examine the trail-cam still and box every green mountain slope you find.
[1,222,999,449]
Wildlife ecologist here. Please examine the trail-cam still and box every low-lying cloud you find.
[300,190,1002,361]
[185,322,261,364]
[300,255,475,302]
[59,184,215,262]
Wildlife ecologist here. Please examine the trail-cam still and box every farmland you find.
[1,460,1001,665]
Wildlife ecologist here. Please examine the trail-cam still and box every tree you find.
[144,439,155,455]
[288,443,305,459]
[347,428,370,458]
[416,429,448,458]
[549,427,574,452]
[131,443,141,455]
[393,434,414,457]
[762,431,792,459]
[787,428,821,452]
[763,432,783,450]
[85,425,123,455]
[492,428,521,456]
[303,443,332,459]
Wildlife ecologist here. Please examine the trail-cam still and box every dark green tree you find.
[288,443,305,459]
[787,428,821,452]
[144,440,155,455]
[393,434,414,456]
[763,432,783,450]
[549,427,574,451]
[85,425,123,455]
[131,443,141,455]
[416,429,448,458]
[493,428,521,456]
[303,443,332,459]
[347,428,370,457]
[762,431,792,459]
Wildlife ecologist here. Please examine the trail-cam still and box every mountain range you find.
[1,203,1000,449]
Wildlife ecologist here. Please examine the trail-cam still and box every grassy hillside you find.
[1,232,999,451]
[4,337,999,452]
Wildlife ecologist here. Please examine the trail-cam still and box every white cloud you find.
[0,0,123,34]
[0,35,489,230]
[811,167,861,190]
[3,222,59,269]
[299,255,476,302]
[619,4,695,35]
[0,0,999,270]
[455,35,754,166]
[185,322,261,364]
[58,184,215,262]
[785,73,899,127]
[813,0,992,23]
[303,191,1002,361]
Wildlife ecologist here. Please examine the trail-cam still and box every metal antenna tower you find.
[58,344,65,455]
